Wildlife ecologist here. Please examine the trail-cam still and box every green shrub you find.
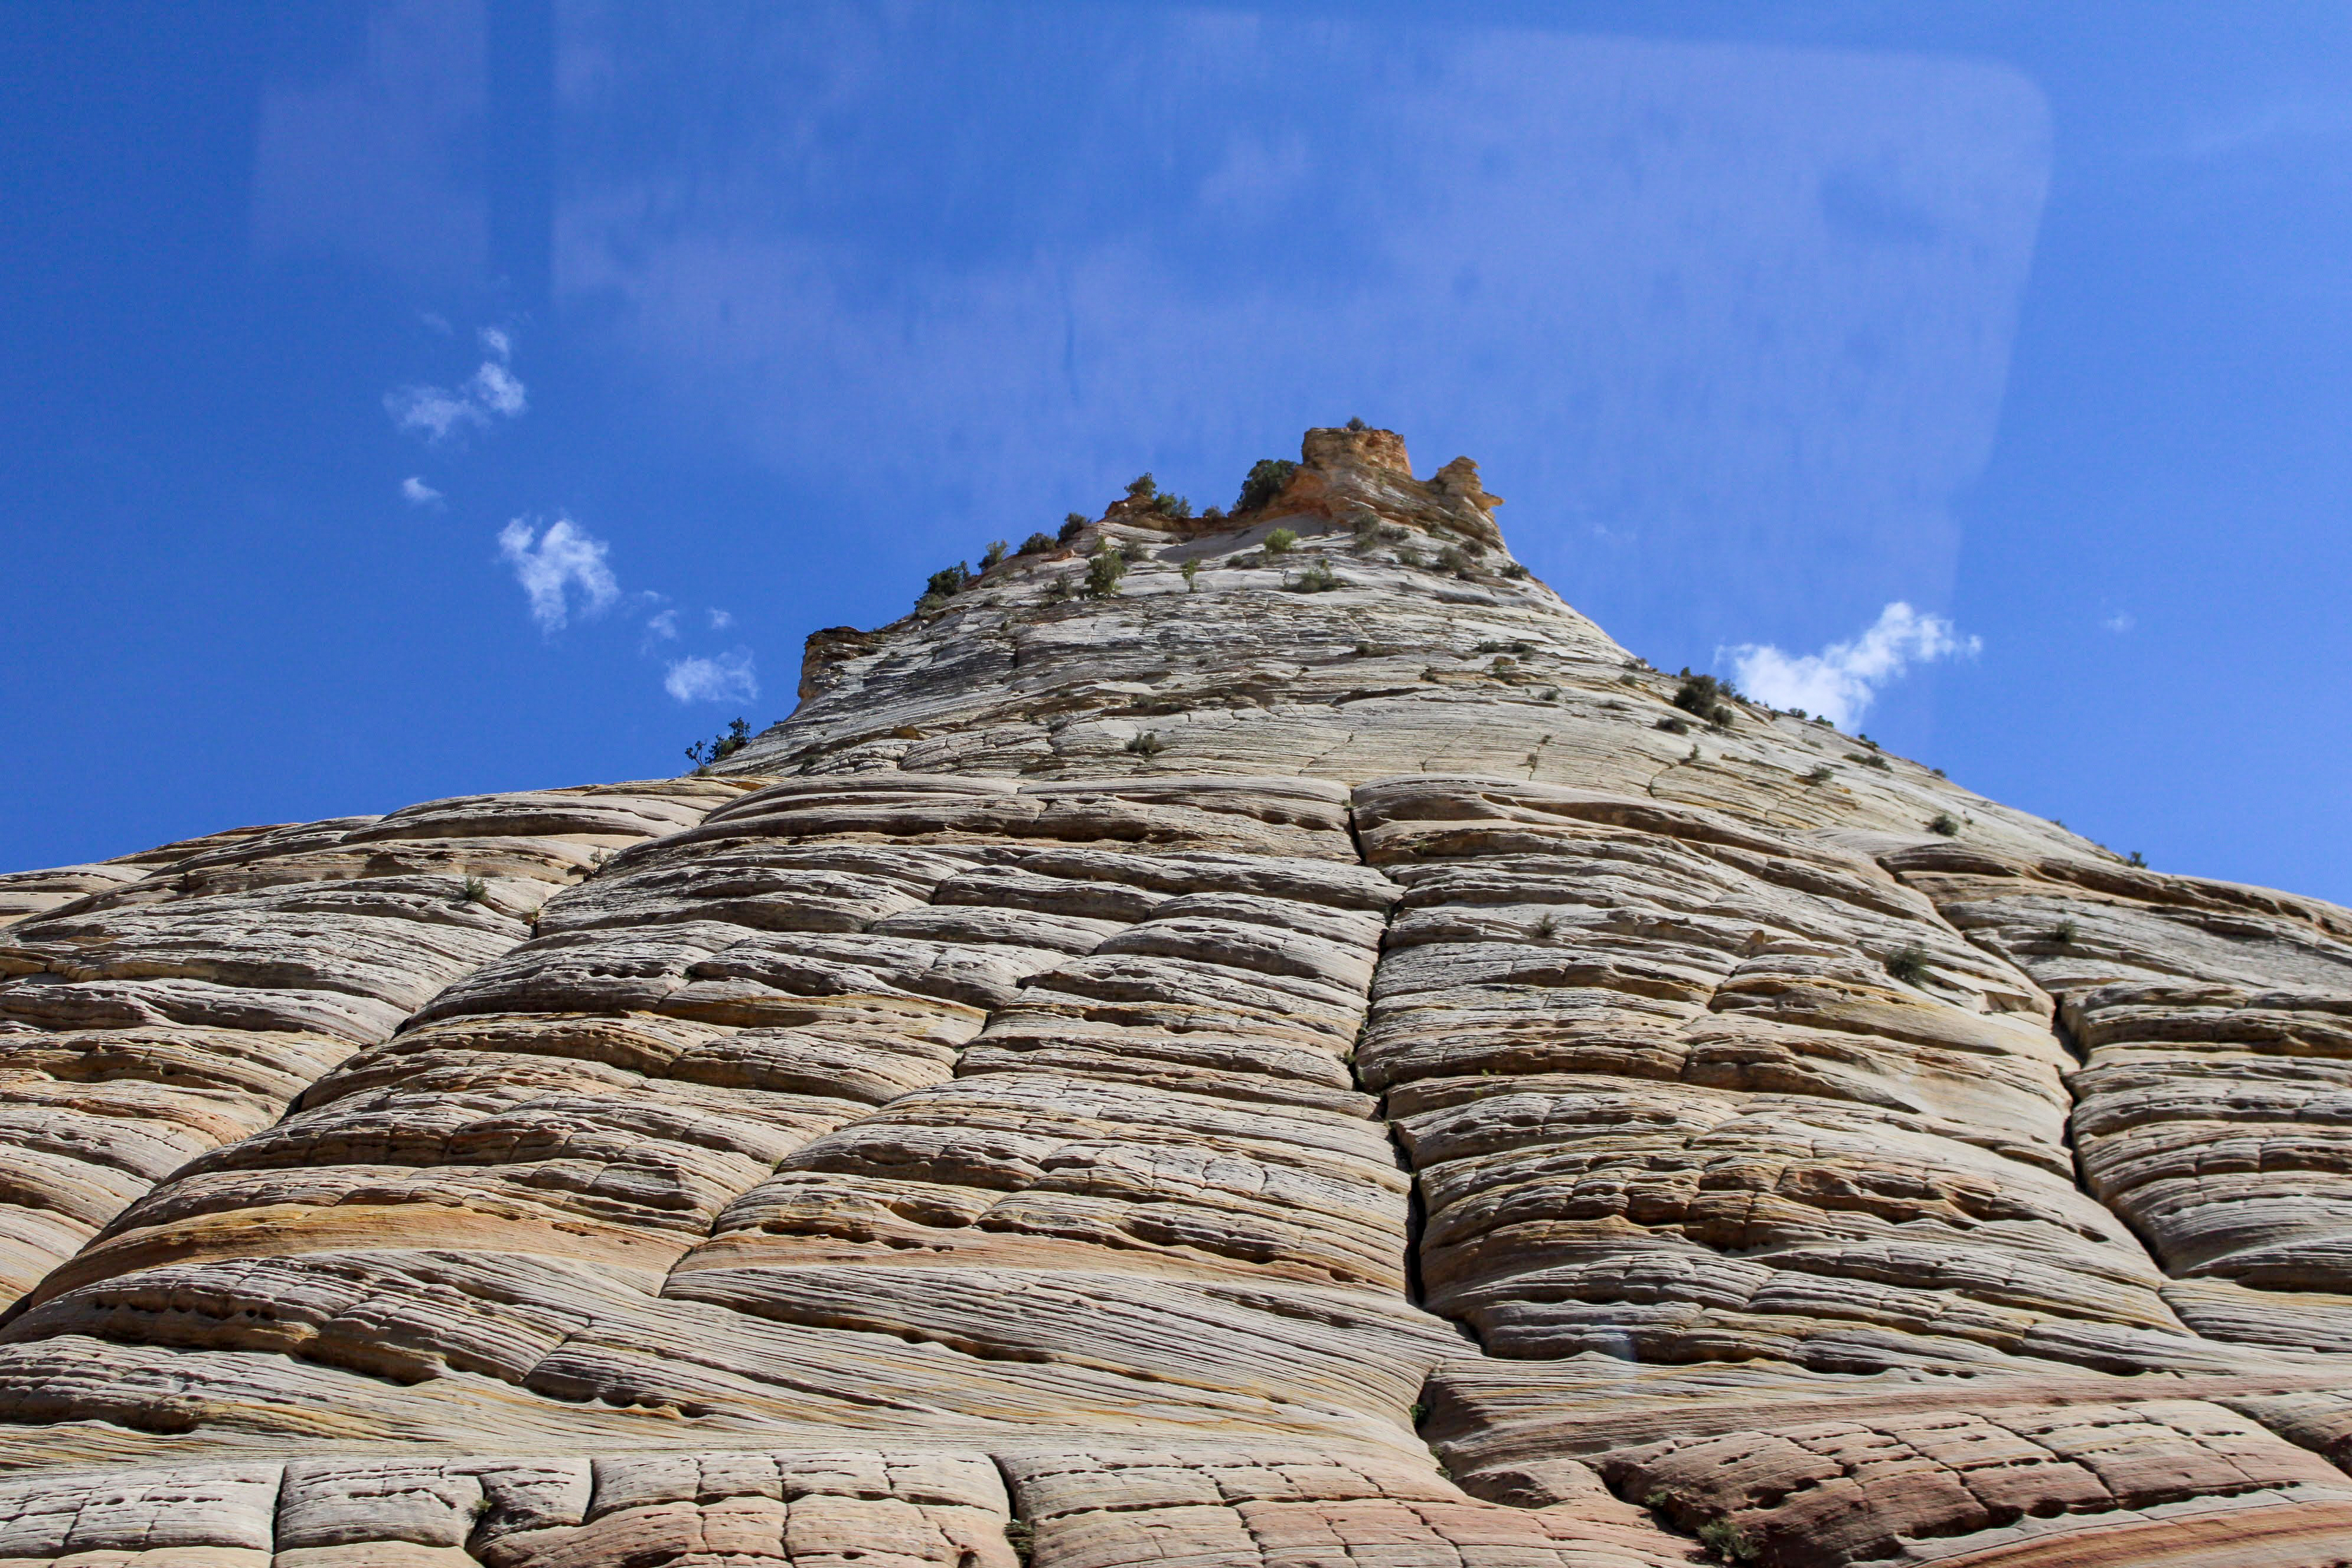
[2053,917,2079,946]
[1696,1519,1758,1562]
[1263,527,1299,556]
[1234,458,1297,514]
[1043,573,1074,602]
[1345,415,1368,430]
[1805,765,1834,784]
[1500,561,1530,579]
[1199,505,1225,522]
[1847,751,1891,772]
[981,539,1008,569]
[1085,543,1128,597]
[1123,730,1165,756]
[1476,640,1531,654]
[1018,531,1055,555]
[1928,812,1961,837]
[1059,513,1088,542]
[1672,674,1736,724]
[1886,944,1931,985]
[460,875,489,905]
[2128,850,2147,868]
[1126,472,1157,499]
[1154,492,1194,519]
[684,717,752,771]
[1656,716,1691,735]
[924,561,973,601]
[1394,545,1425,568]
[1438,544,1474,576]
[1181,558,1200,590]
[1288,557,1340,592]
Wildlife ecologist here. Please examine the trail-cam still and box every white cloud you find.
[665,649,759,704]
[468,359,528,417]
[400,475,443,506]
[1724,601,1980,729]
[2102,611,2135,633]
[707,607,734,629]
[498,515,619,632]
[384,334,527,442]
[385,383,488,440]
[646,608,679,639]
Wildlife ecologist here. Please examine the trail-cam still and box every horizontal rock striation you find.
[1889,841,2352,1343]
[0,782,740,1312]
[0,429,2348,1564]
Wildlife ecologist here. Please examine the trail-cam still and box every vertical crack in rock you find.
[0,427,2348,1562]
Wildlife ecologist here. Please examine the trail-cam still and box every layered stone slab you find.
[1888,840,2352,1334]
[0,776,1464,1467]
[0,780,741,1306]
[1352,776,2250,1378]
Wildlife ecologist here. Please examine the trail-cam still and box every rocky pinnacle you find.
[0,427,2347,1566]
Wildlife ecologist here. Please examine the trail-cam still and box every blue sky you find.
[5,2,2350,904]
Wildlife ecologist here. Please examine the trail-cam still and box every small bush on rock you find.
[1059,513,1088,543]
[982,540,1008,569]
[1123,730,1165,756]
[1886,944,1932,985]
[1264,527,1299,557]
[1234,459,1297,514]
[1018,531,1056,555]
[1288,557,1339,592]
[1929,812,1961,837]
[1085,543,1128,597]
[685,717,752,770]
[1672,674,1737,725]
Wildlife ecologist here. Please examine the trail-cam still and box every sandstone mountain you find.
[1,426,2348,1566]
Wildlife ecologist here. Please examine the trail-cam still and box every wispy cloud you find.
[497,515,618,632]
[646,608,679,640]
[2102,610,2135,633]
[1724,601,1980,729]
[665,649,759,703]
[707,607,734,629]
[384,331,528,442]
[400,475,443,507]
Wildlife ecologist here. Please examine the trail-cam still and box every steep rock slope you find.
[0,429,2346,1567]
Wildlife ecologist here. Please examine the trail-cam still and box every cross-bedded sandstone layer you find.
[0,428,2346,1566]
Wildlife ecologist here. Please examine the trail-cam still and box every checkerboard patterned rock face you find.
[0,429,2346,1567]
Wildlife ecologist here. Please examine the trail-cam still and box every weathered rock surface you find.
[1887,841,2352,1311]
[0,429,2347,1564]
[0,782,743,1306]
